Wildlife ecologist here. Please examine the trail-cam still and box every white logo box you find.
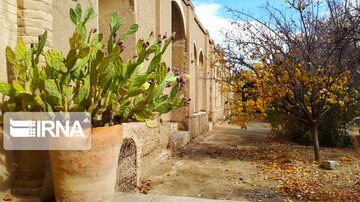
[3,112,91,150]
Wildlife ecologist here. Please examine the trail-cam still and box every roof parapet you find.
[181,0,214,41]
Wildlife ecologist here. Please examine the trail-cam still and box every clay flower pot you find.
[49,125,123,202]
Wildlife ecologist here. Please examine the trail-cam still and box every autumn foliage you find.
[221,0,360,161]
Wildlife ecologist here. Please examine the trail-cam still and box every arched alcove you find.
[193,43,198,65]
[171,1,185,40]
[171,0,188,128]
[115,138,137,192]
[171,0,187,72]
[198,50,205,111]
[194,43,199,112]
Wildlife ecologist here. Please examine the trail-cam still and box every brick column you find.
[12,1,54,200]
[0,1,17,195]
[17,0,52,47]
[0,0,17,83]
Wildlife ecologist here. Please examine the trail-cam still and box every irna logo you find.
[9,119,85,138]
[4,112,91,150]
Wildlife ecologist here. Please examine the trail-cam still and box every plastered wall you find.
[53,0,98,53]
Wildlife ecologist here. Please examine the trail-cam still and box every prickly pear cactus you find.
[0,3,189,127]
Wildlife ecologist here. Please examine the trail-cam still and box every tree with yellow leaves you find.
[222,0,360,161]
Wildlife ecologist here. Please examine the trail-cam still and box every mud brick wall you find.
[122,122,178,186]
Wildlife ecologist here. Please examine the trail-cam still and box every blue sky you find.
[194,0,286,18]
[193,0,289,44]
[192,0,334,44]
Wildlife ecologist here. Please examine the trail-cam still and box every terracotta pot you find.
[49,125,123,202]
[11,151,49,197]
[14,151,47,180]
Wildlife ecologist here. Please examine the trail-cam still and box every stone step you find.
[170,131,190,150]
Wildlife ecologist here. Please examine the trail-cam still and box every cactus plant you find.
[0,31,48,113]
[0,4,187,127]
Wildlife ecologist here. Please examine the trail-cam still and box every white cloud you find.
[193,1,231,44]
[349,0,359,5]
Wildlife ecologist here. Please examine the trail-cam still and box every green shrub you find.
[318,105,359,147]
[266,109,311,145]
[266,104,359,147]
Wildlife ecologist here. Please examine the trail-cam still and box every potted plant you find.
[0,23,52,198]
[1,4,188,201]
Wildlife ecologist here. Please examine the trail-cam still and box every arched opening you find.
[193,44,198,65]
[171,0,188,128]
[171,1,186,72]
[171,1,185,43]
[193,44,199,112]
[171,1,188,73]
[199,52,204,64]
[115,138,137,192]
[198,51,205,111]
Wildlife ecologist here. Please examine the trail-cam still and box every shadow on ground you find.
[143,122,287,202]
[143,122,360,202]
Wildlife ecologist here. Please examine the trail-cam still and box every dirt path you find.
[143,122,360,202]
[143,122,283,201]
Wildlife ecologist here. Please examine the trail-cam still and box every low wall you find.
[189,112,209,139]
[211,109,225,124]
[122,122,178,186]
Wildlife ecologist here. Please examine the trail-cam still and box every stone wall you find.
[211,109,226,124]
[189,112,208,139]
[122,122,178,186]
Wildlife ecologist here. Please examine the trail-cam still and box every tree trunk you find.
[310,125,321,162]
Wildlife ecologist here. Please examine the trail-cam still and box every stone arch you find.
[193,43,199,112]
[171,0,188,127]
[198,50,205,111]
[115,138,137,192]
[171,0,187,73]
[199,50,204,66]
[171,0,187,36]
[193,42,198,64]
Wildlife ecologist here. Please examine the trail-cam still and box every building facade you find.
[0,0,226,197]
